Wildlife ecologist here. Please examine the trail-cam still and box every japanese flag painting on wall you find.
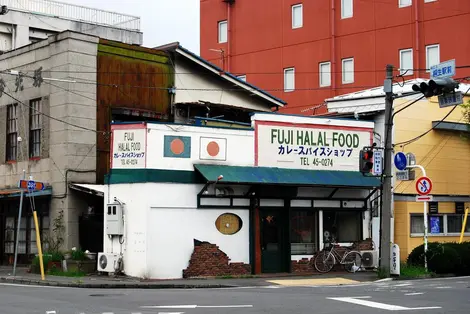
[199,137,227,161]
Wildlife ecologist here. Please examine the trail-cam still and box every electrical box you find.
[106,202,123,236]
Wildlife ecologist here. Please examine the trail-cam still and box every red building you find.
[200,0,470,114]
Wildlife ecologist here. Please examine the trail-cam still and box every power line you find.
[2,90,106,135]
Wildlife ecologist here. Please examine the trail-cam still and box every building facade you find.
[325,79,470,261]
[200,0,470,114]
[0,0,142,52]
[0,31,285,265]
[102,113,379,279]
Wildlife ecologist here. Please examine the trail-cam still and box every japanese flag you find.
[199,137,227,161]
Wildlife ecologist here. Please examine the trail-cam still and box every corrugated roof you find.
[194,164,381,188]
[154,42,287,108]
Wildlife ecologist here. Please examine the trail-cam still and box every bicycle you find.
[313,242,363,273]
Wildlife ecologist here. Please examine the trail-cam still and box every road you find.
[0,276,469,314]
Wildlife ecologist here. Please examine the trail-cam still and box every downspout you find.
[414,1,420,75]
[330,0,336,96]
[226,2,231,72]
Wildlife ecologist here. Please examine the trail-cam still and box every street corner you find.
[266,277,361,287]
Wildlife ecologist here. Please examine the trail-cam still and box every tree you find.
[463,100,470,125]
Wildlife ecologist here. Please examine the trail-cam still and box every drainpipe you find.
[226,2,231,72]
[330,0,336,96]
[414,1,420,75]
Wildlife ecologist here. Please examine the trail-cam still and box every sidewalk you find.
[0,266,378,289]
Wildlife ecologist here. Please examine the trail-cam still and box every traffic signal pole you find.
[380,64,394,276]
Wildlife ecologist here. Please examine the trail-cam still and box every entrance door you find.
[260,209,287,273]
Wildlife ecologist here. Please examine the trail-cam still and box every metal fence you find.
[4,0,141,31]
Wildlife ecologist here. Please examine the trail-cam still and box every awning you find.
[0,187,52,199]
[432,121,469,133]
[69,183,105,197]
[194,164,381,188]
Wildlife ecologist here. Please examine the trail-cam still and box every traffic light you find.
[359,148,374,174]
[412,78,459,98]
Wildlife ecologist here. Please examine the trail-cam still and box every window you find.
[426,44,440,72]
[341,0,353,19]
[6,103,18,161]
[237,75,247,82]
[342,58,354,84]
[218,20,228,43]
[29,98,42,158]
[399,0,412,8]
[319,62,331,87]
[399,49,413,76]
[291,210,316,254]
[284,67,295,92]
[292,4,303,29]
[410,213,470,236]
[323,211,362,243]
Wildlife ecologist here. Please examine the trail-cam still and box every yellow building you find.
[393,90,470,260]
[326,79,470,262]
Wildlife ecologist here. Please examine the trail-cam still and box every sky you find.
[60,0,200,54]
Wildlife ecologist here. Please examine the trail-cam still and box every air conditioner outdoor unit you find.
[97,253,119,273]
[360,250,379,269]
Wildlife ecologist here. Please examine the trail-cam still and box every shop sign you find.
[112,129,146,168]
[256,124,371,171]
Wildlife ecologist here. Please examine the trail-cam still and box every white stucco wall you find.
[104,183,249,279]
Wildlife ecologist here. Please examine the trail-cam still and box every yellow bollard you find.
[459,207,469,244]
[33,211,45,280]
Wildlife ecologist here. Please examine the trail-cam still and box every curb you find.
[374,277,393,283]
[0,277,236,289]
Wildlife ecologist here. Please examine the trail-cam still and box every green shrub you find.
[71,249,87,261]
[407,242,462,275]
[443,242,470,275]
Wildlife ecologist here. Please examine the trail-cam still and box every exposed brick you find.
[183,241,251,278]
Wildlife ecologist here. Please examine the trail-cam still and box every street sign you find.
[18,180,45,191]
[394,152,407,170]
[438,91,463,108]
[416,176,433,195]
[430,59,455,79]
[416,195,433,202]
[405,152,416,166]
[373,150,382,175]
[396,169,415,181]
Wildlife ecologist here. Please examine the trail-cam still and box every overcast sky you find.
[61,0,200,54]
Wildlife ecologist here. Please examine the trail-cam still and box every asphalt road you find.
[0,276,469,314]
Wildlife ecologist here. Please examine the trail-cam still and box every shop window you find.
[215,213,243,235]
[4,217,15,254]
[323,211,361,243]
[290,210,316,254]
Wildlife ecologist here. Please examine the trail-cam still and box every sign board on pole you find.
[416,176,433,195]
[416,195,433,202]
[430,59,456,79]
[390,243,400,276]
[18,180,45,191]
[373,150,382,175]
[394,152,407,171]
[438,91,463,108]
[396,169,415,181]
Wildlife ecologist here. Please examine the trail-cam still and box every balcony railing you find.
[4,0,140,31]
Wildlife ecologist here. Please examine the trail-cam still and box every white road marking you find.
[45,311,56,314]
[157,312,185,314]
[327,296,441,311]
[405,292,425,296]
[1,283,62,289]
[435,286,452,289]
[141,305,253,309]
[394,283,412,287]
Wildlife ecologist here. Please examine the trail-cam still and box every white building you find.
[0,0,142,52]
[98,112,380,279]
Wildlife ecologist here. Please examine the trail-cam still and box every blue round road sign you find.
[394,152,407,170]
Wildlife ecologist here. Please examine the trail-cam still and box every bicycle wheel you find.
[343,251,363,273]
[314,251,335,273]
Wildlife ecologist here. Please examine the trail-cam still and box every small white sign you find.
[430,59,455,79]
[112,129,146,169]
[396,170,410,181]
[416,195,433,202]
[438,91,463,108]
[390,243,400,276]
[373,150,382,175]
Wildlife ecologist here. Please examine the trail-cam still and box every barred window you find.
[6,104,18,161]
[29,99,42,158]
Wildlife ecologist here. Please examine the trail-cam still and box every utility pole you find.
[380,64,394,275]
[12,170,26,277]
